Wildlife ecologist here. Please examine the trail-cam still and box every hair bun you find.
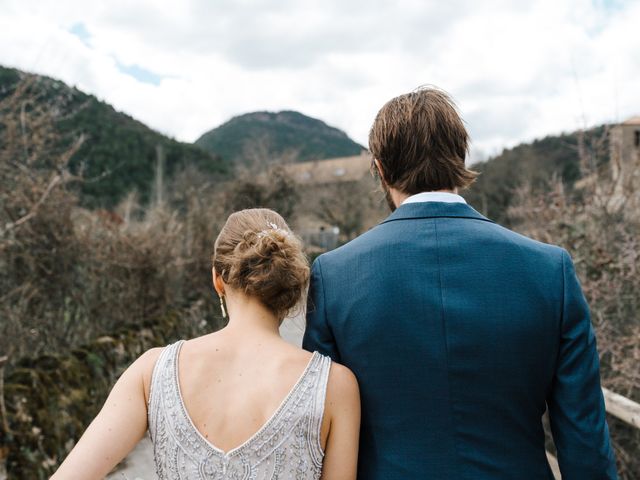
[213,209,309,320]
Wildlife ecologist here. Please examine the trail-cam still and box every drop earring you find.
[219,295,227,318]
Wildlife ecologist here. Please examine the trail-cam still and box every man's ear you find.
[373,159,388,185]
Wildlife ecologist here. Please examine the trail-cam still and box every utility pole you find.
[0,354,10,480]
[155,144,165,207]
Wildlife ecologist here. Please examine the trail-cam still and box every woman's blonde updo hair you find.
[212,208,310,320]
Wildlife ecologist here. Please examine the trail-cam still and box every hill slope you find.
[195,110,364,164]
[463,126,609,224]
[0,65,227,208]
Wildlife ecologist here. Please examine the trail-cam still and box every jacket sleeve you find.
[302,258,341,362]
[547,249,617,479]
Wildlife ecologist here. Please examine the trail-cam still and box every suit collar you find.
[380,201,494,225]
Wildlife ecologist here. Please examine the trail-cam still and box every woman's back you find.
[51,208,359,480]
[148,337,332,479]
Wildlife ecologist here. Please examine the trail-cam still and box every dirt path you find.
[106,435,155,480]
[106,316,305,479]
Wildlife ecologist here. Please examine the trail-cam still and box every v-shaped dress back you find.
[147,341,332,479]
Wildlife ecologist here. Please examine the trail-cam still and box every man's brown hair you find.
[368,86,478,194]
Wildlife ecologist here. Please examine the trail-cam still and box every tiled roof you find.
[622,116,640,126]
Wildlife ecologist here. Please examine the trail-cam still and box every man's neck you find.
[390,189,458,209]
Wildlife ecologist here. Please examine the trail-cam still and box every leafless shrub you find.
[219,163,301,223]
[0,77,224,363]
[309,176,385,242]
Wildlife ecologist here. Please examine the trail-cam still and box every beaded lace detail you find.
[148,341,331,479]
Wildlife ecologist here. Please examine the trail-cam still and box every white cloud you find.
[1,0,639,159]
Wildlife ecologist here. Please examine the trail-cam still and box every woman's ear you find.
[212,267,225,296]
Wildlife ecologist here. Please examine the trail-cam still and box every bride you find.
[51,208,360,479]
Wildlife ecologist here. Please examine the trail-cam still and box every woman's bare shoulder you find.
[139,346,165,364]
[134,346,165,403]
[118,346,164,382]
[325,360,360,413]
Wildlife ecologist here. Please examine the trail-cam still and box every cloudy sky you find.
[2,0,639,161]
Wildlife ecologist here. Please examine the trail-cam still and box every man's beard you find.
[372,162,396,212]
[382,182,396,212]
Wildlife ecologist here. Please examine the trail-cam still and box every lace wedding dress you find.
[147,341,332,479]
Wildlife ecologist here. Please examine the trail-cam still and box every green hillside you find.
[463,126,609,224]
[3,64,609,221]
[0,65,227,208]
[195,110,364,164]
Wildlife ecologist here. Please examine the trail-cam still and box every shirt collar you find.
[401,191,467,205]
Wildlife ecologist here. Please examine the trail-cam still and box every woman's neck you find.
[221,292,281,338]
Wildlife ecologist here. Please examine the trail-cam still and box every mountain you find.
[195,110,364,164]
[0,65,227,208]
[463,126,609,224]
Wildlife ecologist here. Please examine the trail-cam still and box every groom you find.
[303,87,617,479]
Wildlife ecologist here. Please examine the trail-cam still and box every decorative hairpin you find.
[257,221,290,238]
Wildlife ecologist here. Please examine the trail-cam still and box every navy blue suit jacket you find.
[303,202,616,479]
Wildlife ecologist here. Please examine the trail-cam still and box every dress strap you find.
[309,353,332,467]
[147,341,183,442]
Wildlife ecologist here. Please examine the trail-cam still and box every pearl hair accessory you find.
[257,221,290,239]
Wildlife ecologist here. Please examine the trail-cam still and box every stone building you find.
[282,151,377,252]
[610,116,640,188]
[284,151,371,185]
